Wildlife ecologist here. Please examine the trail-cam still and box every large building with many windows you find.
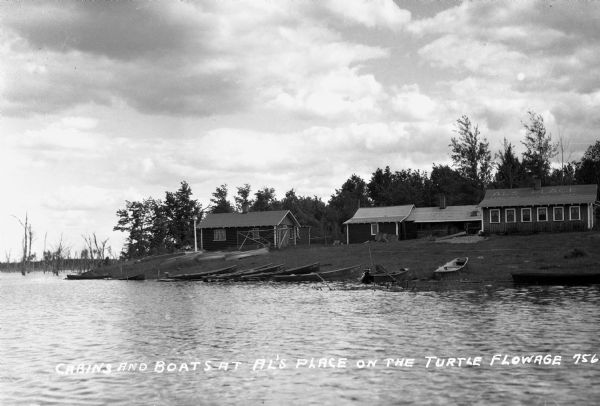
[478,184,598,234]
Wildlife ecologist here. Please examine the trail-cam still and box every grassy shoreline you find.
[82,231,600,290]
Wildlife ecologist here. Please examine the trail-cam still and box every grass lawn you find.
[102,231,600,290]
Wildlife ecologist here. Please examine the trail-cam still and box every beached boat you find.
[156,278,179,282]
[272,265,362,282]
[66,271,111,280]
[119,273,146,280]
[241,262,320,281]
[170,265,238,281]
[225,247,269,261]
[511,272,600,285]
[371,270,409,283]
[433,257,468,279]
[207,264,284,281]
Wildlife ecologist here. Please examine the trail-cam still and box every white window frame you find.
[521,208,532,223]
[569,205,581,221]
[553,206,564,222]
[213,229,226,241]
[537,207,548,222]
[505,208,516,223]
[370,223,379,235]
[489,209,500,224]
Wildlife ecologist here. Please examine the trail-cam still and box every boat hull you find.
[170,265,238,281]
[512,272,600,285]
[433,257,468,279]
[66,273,110,280]
[371,270,409,283]
[119,273,146,280]
[242,263,320,281]
[272,265,361,282]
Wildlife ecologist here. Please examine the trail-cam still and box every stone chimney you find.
[533,177,542,191]
[241,202,249,214]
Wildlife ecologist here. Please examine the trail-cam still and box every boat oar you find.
[314,272,332,291]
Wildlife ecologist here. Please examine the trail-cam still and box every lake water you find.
[1,273,600,405]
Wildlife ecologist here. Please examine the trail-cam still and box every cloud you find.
[323,0,411,30]
[1,1,393,119]
[390,84,440,122]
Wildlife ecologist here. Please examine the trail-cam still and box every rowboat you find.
[272,265,362,282]
[170,265,238,281]
[511,272,600,285]
[371,270,409,283]
[241,262,320,281]
[119,273,146,280]
[433,257,468,279]
[66,271,111,280]
[225,247,269,261]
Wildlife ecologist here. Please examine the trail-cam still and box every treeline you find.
[114,112,600,259]
[1,232,116,273]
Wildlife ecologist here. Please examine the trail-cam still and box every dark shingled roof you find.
[479,184,598,208]
[198,210,300,228]
[343,205,414,224]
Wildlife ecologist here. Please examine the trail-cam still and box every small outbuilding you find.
[478,184,598,234]
[343,205,414,244]
[198,210,301,251]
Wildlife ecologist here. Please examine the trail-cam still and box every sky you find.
[1,0,599,259]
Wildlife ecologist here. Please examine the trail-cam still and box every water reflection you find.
[1,273,600,405]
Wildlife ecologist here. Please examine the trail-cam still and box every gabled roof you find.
[343,205,414,225]
[479,184,598,208]
[406,205,481,223]
[198,210,300,228]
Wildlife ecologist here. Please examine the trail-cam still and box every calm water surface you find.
[1,273,600,405]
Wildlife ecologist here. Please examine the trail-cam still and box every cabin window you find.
[537,207,548,222]
[490,209,500,223]
[250,228,260,239]
[370,223,379,235]
[505,208,516,223]
[553,207,564,221]
[521,208,532,222]
[570,206,581,221]
[213,229,226,241]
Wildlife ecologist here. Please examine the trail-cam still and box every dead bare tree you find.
[556,127,574,185]
[12,213,33,275]
[50,235,70,275]
[82,233,111,270]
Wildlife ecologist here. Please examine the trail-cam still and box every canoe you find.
[511,272,600,285]
[170,265,238,281]
[241,263,320,281]
[272,265,362,282]
[225,247,269,260]
[433,257,468,279]
[119,273,146,280]
[66,272,111,280]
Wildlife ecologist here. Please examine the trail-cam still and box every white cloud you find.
[391,84,439,121]
[324,0,411,30]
